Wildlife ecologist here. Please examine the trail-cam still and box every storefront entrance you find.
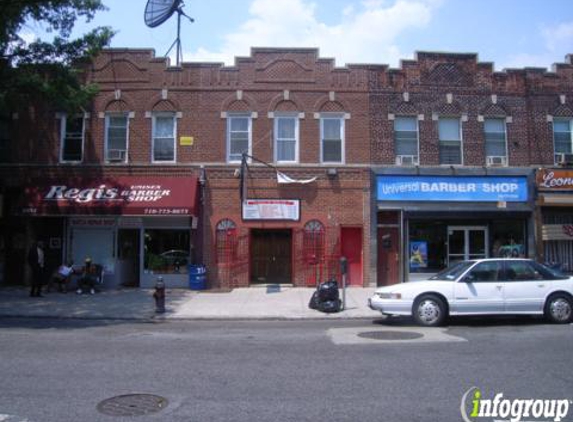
[447,226,488,265]
[251,229,292,284]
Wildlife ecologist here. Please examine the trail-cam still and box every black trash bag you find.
[317,279,340,301]
[309,279,342,313]
[319,299,342,313]
[308,290,321,310]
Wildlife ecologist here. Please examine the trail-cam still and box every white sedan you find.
[368,259,573,326]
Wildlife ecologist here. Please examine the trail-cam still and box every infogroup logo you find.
[461,387,571,422]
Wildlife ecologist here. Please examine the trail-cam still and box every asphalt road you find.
[0,317,571,422]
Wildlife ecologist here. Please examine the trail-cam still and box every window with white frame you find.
[227,114,251,163]
[438,117,462,165]
[394,116,419,164]
[553,118,573,163]
[320,115,344,163]
[484,118,507,164]
[105,113,129,163]
[274,114,298,163]
[60,114,84,162]
[152,113,176,162]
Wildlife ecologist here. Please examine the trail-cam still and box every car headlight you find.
[376,292,402,299]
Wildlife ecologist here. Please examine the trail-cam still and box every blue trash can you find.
[188,265,207,290]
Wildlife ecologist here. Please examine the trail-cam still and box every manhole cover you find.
[357,331,424,340]
[97,394,168,417]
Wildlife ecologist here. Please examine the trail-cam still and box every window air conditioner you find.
[486,156,507,166]
[107,149,126,162]
[556,153,573,166]
[396,155,419,165]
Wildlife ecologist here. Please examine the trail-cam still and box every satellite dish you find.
[144,0,182,28]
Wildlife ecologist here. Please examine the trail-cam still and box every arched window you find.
[303,220,325,265]
[216,219,237,264]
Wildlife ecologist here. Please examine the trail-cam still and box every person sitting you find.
[77,257,99,295]
[47,261,76,293]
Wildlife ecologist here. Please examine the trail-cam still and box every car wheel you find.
[413,295,446,327]
[545,294,573,324]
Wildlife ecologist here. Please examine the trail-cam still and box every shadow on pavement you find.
[0,316,165,330]
[372,314,551,328]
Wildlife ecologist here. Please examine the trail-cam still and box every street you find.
[0,317,571,422]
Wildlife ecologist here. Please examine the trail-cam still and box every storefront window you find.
[490,220,526,258]
[144,229,191,274]
[408,219,526,274]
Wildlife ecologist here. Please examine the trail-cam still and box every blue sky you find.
[22,0,573,70]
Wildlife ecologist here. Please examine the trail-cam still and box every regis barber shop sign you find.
[20,176,198,216]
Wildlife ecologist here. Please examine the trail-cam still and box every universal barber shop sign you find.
[377,175,528,202]
[20,176,199,216]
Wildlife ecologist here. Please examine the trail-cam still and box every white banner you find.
[242,199,300,221]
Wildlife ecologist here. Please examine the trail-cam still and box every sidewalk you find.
[0,286,379,321]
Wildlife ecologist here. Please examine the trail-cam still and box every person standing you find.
[27,240,46,297]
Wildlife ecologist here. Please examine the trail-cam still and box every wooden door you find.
[251,229,292,284]
[340,227,363,286]
[377,227,400,286]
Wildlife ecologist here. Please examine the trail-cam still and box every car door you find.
[502,260,551,314]
[452,261,505,314]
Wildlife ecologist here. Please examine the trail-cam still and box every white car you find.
[368,259,573,326]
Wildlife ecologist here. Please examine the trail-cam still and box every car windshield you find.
[429,261,475,281]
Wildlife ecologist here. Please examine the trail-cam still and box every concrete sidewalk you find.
[0,286,379,321]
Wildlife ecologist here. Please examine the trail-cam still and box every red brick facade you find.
[1,48,572,288]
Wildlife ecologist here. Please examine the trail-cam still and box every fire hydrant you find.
[153,277,166,314]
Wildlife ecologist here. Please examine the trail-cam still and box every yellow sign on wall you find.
[180,136,194,146]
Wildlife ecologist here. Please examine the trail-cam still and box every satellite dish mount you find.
[144,0,194,66]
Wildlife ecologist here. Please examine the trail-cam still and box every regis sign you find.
[20,176,198,216]
[537,169,573,191]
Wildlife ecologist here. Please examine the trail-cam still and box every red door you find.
[340,227,362,286]
[377,227,400,286]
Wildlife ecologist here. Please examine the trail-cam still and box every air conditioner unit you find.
[556,153,573,166]
[396,155,419,166]
[486,156,507,167]
[107,149,126,162]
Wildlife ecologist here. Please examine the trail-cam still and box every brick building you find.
[371,52,573,284]
[0,48,375,289]
[0,48,572,289]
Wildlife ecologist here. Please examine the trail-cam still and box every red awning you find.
[19,176,198,216]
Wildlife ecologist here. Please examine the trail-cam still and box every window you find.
[105,113,129,163]
[438,117,462,165]
[466,261,502,282]
[503,261,543,281]
[227,114,251,163]
[320,115,344,163]
[152,113,176,162]
[394,117,419,164]
[274,115,298,163]
[60,115,84,162]
[484,118,507,164]
[144,229,190,274]
[553,118,573,163]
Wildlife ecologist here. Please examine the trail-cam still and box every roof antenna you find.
[144,0,194,66]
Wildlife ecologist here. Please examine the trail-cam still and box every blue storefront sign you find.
[377,176,528,202]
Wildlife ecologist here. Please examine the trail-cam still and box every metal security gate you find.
[298,220,340,287]
[215,219,248,288]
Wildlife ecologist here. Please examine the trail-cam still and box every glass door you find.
[447,226,488,266]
